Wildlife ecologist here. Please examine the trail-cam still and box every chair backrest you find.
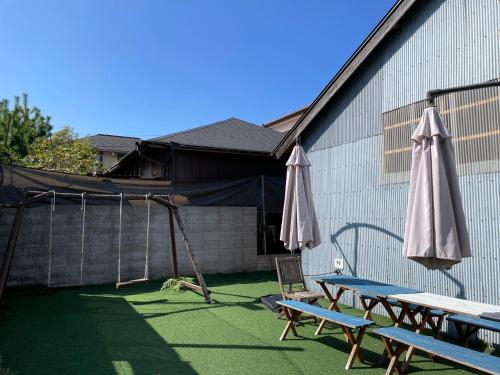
[275,257,305,294]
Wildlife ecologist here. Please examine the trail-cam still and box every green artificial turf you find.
[0,272,494,374]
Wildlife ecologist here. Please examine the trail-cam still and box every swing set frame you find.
[0,190,212,304]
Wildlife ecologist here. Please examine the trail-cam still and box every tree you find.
[22,126,102,175]
[0,93,52,163]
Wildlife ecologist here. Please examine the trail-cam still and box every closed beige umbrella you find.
[403,106,471,270]
[280,144,321,251]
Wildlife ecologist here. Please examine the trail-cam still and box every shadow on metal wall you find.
[330,222,465,308]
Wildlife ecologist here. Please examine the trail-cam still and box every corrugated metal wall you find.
[300,0,500,344]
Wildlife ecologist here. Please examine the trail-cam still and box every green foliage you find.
[22,126,101,175]
[160,277,195,293]
[0,356,15,375]
[0,94,52,164]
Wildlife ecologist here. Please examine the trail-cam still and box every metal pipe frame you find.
[426,79,500,105]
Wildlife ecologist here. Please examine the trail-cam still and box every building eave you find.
[273,0,417,158]
[143,140,275,157]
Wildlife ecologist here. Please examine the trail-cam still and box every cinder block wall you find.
[0,204,278,287]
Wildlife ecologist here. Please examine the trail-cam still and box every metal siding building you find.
[298,0,500,343]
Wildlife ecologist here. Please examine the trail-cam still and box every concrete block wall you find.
[0,204,278,287]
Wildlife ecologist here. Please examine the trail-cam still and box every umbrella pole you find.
[260,175,267,255]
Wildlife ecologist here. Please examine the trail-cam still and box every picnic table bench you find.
[312,276,442,336]
[375,326,500,375]
[277,300,374,369]
[387,292,500,372]
[447,314,500,347]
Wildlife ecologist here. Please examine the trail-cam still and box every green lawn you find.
[0,272,493,374]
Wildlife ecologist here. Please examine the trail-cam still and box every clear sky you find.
[1,0,396,139]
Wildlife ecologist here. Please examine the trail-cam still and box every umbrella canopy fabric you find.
[403,106,471,270]
[280,145,321,251]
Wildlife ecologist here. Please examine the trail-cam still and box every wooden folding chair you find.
[275,256,323,304]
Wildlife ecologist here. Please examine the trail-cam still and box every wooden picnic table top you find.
[314,275,500,322]
[389,292,500,322]
[312,275,420,298]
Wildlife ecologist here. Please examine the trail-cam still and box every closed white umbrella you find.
[280,144,321,252]
[403,106,471,270]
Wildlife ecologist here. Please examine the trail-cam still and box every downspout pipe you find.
[426,79,500,106]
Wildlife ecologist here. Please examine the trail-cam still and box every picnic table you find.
[312,275,435,335]
[387,292,500,371]
[314,275,500,373]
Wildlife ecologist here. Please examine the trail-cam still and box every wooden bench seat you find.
[447,314,500,347]
[375,326,500,375]
[277,300,374,369]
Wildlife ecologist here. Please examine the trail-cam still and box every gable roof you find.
[148,117,284,154]
[263,105,309,133]
[274,0,417,158]
[87,134,140,154]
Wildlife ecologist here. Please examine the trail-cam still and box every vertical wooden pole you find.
[167,207,178,278]
[260,175,267,255]
[0,203,25,302]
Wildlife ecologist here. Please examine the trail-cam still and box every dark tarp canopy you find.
[0,164,285,213]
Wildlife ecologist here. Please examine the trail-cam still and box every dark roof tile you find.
[149,117,284,154]
[87,134,140,153]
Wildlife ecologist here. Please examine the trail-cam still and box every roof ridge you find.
[263,105,309,126]
[148,117,258,141]
[94,134,141,139]
[273,0,416,157]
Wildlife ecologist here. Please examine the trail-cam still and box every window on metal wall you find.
[382,84,500,184]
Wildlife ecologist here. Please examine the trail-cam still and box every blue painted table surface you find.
[312,275,421,298]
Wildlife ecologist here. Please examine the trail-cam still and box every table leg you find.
[402,304,420,330]
[315,283,345,336]
[360,297,379,320]
[380,298,400,324]
[454,322,479,348]
[401,306,432,372]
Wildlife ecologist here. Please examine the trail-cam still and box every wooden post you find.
[149,194,212,304]
[260,175,267,255]
[167,207,178,278]
[170,205,211,303]
[0,191,55,302]
[0,203,25,302]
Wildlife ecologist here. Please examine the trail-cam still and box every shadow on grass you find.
[129,291,266,312]
[0,292,199,375]
[284,329,382,369]
[0,288,305,375]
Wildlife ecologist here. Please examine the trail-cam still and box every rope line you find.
[80,193,86,286]
[47,190,55,287]
[145,195,150,279]
[303,271,340,277]
[117,193,123,284]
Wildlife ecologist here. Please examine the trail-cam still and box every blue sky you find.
[1,0,395,139]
